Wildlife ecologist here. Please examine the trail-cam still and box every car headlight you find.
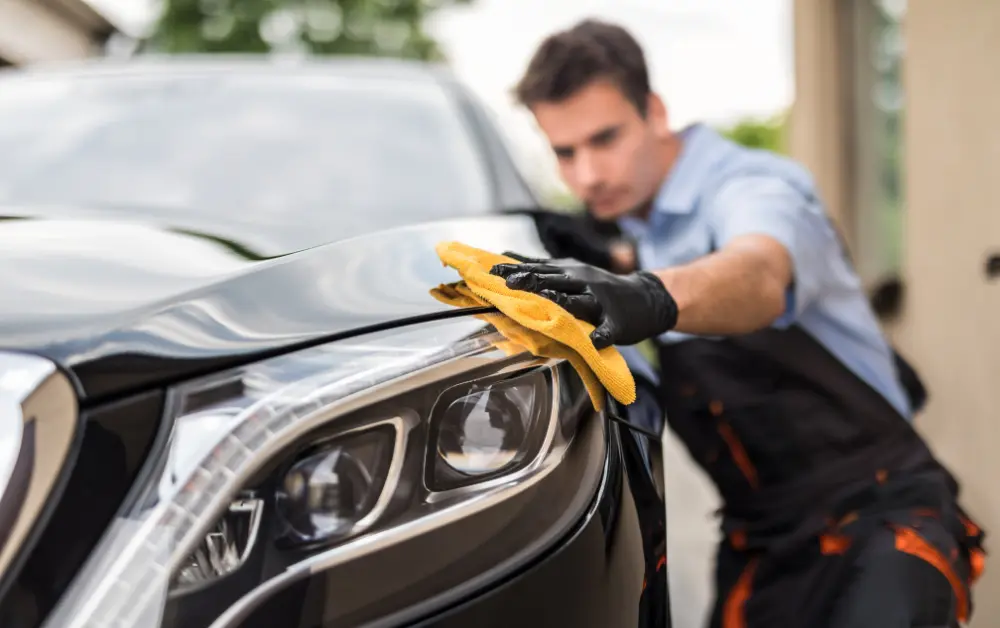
[44,318,598,628]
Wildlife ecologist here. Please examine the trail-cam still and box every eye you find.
[553,146,574,160]
[590,127,618,147]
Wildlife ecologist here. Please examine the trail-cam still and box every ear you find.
[646,93,669,137]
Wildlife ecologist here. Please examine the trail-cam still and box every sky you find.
[86,0,794,186]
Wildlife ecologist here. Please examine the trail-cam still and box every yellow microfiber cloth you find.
[430,241,637,411]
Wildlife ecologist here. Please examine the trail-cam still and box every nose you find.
[572,149,601,191]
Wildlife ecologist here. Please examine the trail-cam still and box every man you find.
[521,205,638,273]
[492,19,985,627]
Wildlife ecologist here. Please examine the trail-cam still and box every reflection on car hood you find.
[0,209,548,401]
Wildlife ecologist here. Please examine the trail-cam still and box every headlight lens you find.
[437,390,528,474]
[430,369,546,486]
[275,424,396,545]
[44,318,593,628]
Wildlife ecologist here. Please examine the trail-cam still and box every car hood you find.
[0,209,548,402]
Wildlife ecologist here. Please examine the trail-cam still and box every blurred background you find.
[0,0,796,210]
[0,0,996,626]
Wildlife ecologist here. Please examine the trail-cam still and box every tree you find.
[718,112,788,154]
[149,0,473,61]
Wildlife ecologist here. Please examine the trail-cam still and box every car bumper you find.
[407,423,669,628]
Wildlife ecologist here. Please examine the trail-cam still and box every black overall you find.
[656,325,986,627]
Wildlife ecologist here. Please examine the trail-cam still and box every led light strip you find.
[44,332,504,628]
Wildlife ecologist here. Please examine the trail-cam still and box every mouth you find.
[588,196,623,215]
[587,191,619,207]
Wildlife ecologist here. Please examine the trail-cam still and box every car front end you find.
[0,215,669,628]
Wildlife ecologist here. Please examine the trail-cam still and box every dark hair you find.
[514,19,651,116]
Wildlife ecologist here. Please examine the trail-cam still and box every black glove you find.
[490,253,678,350]
[523,209,624,271]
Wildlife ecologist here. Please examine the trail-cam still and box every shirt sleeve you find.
[704,174,842,327]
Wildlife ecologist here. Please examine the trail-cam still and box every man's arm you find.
[526,209,626,271]
[656,174,834,336]
[653,234,792,336]
[492,174,837,349]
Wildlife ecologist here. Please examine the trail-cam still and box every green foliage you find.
[150,0,473,61]
[718,112,788,154]
[542,187,584,212]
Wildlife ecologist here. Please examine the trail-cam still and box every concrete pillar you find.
[787,0,853,237]
[0,0,103,65]
[895,2,1000,624]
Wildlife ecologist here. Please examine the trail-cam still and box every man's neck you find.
[631,131,684,221]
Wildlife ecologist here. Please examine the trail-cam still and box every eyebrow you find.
[553,124,622,156]
[589,125,621,144]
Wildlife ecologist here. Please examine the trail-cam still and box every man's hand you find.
[526,210,636,273]
[490,253,678,349]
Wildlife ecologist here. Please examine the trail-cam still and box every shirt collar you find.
[652,122,720,215]
[617,123,725,240]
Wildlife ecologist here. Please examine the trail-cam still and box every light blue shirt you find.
[617,124,911,418]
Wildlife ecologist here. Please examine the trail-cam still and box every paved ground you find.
[661,428,722,628]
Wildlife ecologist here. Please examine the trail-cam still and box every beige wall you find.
[787,0,852,233]
[896,1,1000,624]
[0,0,105,65]
[792,0,1000,624]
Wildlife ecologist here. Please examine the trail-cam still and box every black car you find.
[0,57,669,628]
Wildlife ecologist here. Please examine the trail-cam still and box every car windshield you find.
[0,68,494,242]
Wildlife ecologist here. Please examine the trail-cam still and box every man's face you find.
[531,79,666,220]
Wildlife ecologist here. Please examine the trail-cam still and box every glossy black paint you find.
[0,57,547,404]
[620,426,671,627]
[0,215,550,403]
[408,423,667,628]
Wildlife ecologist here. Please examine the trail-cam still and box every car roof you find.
[0,54,457,86]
